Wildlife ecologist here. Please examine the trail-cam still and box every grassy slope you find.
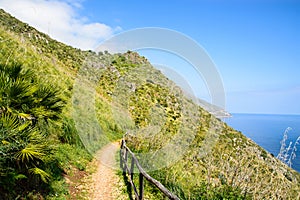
[1,8,300,200]
[0,9,121,199]
[95,52,300,199]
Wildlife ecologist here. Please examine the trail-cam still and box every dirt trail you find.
[89,141,121,200]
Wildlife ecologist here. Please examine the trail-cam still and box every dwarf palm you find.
[0,63,64,189]
[0,63,64,123]
[0,63,37,119]
[0,114,49,186]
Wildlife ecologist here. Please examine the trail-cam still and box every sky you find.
[0,0,299,114]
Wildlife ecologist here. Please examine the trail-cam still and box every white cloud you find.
[0,0,120,50]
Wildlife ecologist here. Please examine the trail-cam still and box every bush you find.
[0,63,65,198]
[59,117,84,147]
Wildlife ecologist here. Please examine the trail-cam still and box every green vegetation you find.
[0,63,62,186]
[95,50,300,199]
[122,89,300,199]
[0,62,91,199]
[1,8,300,200]
[0,9,113,199]
[95,49,300,200]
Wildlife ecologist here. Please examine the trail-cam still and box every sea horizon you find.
[229,112,300,116]
[225,113,300,172]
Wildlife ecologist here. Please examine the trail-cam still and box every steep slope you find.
[0,9,119,199]
[93,51,300,199]
[1,8,300,200]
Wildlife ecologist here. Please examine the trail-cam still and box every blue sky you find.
[0,0,299,114]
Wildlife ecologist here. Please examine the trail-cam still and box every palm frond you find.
[15,145,45,163]
[29,167,51,183]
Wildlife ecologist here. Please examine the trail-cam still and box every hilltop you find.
[0,8,300,199]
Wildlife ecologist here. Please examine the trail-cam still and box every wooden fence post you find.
[120,149,123,170]
[130,156,135,181]
[124,149,128,167]
[120,139,179,200]
[139,173,144,200]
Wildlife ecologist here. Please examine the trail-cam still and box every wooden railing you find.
[120,138,180,200]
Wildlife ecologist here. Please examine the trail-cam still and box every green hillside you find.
[1,8,300,200]
[0,9,112,199]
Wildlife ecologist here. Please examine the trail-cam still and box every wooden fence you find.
[120,138,180,200]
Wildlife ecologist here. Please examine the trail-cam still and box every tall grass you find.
[277,127,300,168]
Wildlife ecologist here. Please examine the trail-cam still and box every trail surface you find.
[89,142,121,200]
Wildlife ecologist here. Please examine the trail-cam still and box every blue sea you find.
[225,113,300,172]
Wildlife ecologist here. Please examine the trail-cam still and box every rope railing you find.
[120,138,180,200]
